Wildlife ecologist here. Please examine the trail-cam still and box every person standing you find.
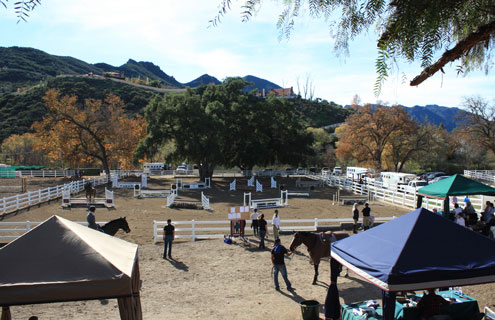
[362,203,371,230]
[271,238,294,291]
[251,208,259,237]
[258,214,268,249]
[272,210,281,241]
[163,219,175,259]
[352,203,359,234]
[86,206,101,231]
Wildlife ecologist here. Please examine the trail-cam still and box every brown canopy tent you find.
[0,215,142,320]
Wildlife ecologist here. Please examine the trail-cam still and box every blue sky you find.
[1,0,494,108]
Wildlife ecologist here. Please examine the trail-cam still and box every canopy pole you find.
[443,198,450,220]
[1,307,11,320]
[416,195,423,209]
[382,290,396,320]
[324,258,342,320]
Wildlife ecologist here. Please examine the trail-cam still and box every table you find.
[341,291,480,320]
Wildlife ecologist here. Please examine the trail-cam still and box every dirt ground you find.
[2,176,494,320]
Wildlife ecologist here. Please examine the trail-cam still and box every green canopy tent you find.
[416,174,495,217]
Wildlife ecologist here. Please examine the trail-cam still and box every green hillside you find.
[0,77,157,142]
[0,47,101,95]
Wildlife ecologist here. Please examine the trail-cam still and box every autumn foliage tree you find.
[31,89,147,175]
[336,105,418,170]
[0,132,46,165]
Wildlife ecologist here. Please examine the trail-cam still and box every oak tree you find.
[32,89,146,174]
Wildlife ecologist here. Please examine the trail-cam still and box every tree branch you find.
[410,20,495,86]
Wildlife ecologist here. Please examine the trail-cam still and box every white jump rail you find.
[176,178,211,190]
[62,187,114,208]
[133,184,172,198]
[243,190,288,209]
[0,220,107,242]
[152,216,396,243]
[112,175,147,189]
[0,175,110,216]
[287,191,310,198]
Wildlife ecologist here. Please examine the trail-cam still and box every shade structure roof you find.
[417,174,495,199]
[331,208,495,292]
[0,215,138,306]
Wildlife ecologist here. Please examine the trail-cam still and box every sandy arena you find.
[2,176,494,319]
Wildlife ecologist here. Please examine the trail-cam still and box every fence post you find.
[26,221,31,231]
[153,221,157,244]
[16,195,20,210]
[191,220,196,242]
[314,218,318,230]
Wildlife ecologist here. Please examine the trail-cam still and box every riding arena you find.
[1,174,494,320]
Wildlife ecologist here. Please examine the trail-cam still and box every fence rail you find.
[464,170,495,184]
[0,221,107,242]
[0,176,109,216]
[153,217,395,243]
[307,174,484,211]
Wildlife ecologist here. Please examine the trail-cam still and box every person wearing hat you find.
[86,206,101,231]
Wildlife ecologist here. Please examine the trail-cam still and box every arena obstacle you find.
[230,179,236,191]
[247,176,254,187]
[256,180,263,192]
[62,187,114,208]
[295,178,323,188]
[166,189,177,207]
[243,190,288,209]
[176,177,211,190]
[113,174,147,189]
[201,192,210,210]
[271,177,277,189]
[287,191,310,198]
[133,184,173,198]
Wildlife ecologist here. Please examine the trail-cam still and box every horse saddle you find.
[319,231,337,244]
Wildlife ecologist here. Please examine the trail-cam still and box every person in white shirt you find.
[272,210,281,240]
[456,214,466,227]
[251,208,259,237]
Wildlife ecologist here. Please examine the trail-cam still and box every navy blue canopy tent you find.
[331,208,495,292]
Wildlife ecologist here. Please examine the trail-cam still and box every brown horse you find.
[84,182,96,203]
[289,231,349,284]
[101,217,131,236]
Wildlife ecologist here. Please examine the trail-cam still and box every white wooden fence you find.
[0,176,109,216]
[152,217,395,243]
[307,174,484,211]
[0,221,107,242]
[464,170,495,184]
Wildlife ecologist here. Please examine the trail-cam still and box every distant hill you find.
[0,46,351,143]
[97,59,184,88]
[184,74,221,87]
[242,75,281,93]
[345,103,466,131]
[0,47,101,95]
[405,104,466,131]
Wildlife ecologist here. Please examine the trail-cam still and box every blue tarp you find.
[331,208,495,292]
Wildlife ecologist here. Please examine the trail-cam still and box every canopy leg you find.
[1,306,11,320]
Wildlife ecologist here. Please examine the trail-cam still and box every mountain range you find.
[0,46,465,144]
